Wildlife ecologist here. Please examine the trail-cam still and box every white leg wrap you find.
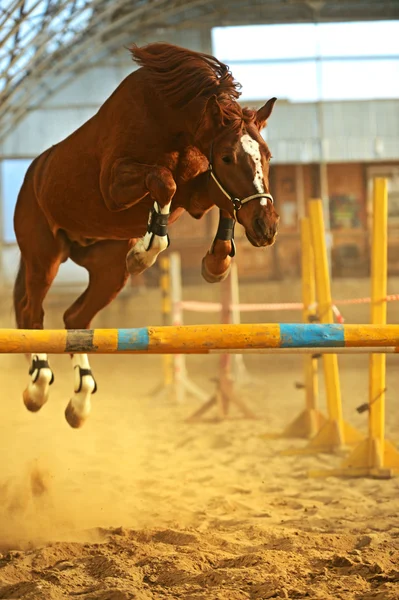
[23,353,53,412]
[64,354,96,428]
[127,201,171,272]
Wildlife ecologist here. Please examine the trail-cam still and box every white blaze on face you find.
[240,134,265,194]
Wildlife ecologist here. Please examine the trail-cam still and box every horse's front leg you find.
[101,160,177,275]
[126,168,177,275]
[202,210,236,283]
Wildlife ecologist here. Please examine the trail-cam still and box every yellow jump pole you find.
[278,217,326,439]
[2,324,399,354]
[283,199,363,455]
[333,177,399,477]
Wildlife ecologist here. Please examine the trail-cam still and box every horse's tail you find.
[13,255,26,328]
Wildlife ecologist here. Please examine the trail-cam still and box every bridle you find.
[207,142,274,216]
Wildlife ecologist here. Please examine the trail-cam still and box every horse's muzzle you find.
[247,217,279,247]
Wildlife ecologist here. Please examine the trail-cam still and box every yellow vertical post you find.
[150,255,174,400]
[302,217,320,418]
[310,199,343,426]
[273,218,326,439]
[283,199,363,456]
[335,177,399,477]
[369,178,387,457]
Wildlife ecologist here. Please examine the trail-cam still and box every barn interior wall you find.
[171,160,399,282]
[1,26,399,287]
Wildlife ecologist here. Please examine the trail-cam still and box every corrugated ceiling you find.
[0,0,398,141]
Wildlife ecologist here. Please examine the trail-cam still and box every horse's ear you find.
[255,97,277,130]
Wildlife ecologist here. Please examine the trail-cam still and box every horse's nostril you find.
[253,218,278,240]
[254,218,267,237]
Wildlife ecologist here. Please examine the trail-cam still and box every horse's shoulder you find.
[176,146,208,181]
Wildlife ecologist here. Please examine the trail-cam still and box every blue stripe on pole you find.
[280,324,345,348]
[117,328,150,351]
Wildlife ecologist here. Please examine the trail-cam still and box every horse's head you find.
[206,97,279,248]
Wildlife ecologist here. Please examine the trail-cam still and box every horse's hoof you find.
[65,400,86,429]
[23,388,46,412]
[201,257,231,283]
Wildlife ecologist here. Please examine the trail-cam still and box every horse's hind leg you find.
[63,240,130,428]
[14,171,69,412]
[16,243,67,412]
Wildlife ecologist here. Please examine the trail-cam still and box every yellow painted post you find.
[369,178,387,458]
[333,177,399,477]
[310,199,363,449]
[270,218,326,439]
[150,255,174,400]
[302,218,321,423]
[310,200,342,423]
[283,199,363,455]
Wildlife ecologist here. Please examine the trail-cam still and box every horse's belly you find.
[58,204,184,245]
[56,206,148,242]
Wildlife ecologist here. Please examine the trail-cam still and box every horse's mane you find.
[130,43,254,132]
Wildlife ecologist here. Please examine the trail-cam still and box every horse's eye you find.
[222,156,232,164]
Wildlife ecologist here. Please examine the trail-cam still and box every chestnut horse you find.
[13,43,279,428]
